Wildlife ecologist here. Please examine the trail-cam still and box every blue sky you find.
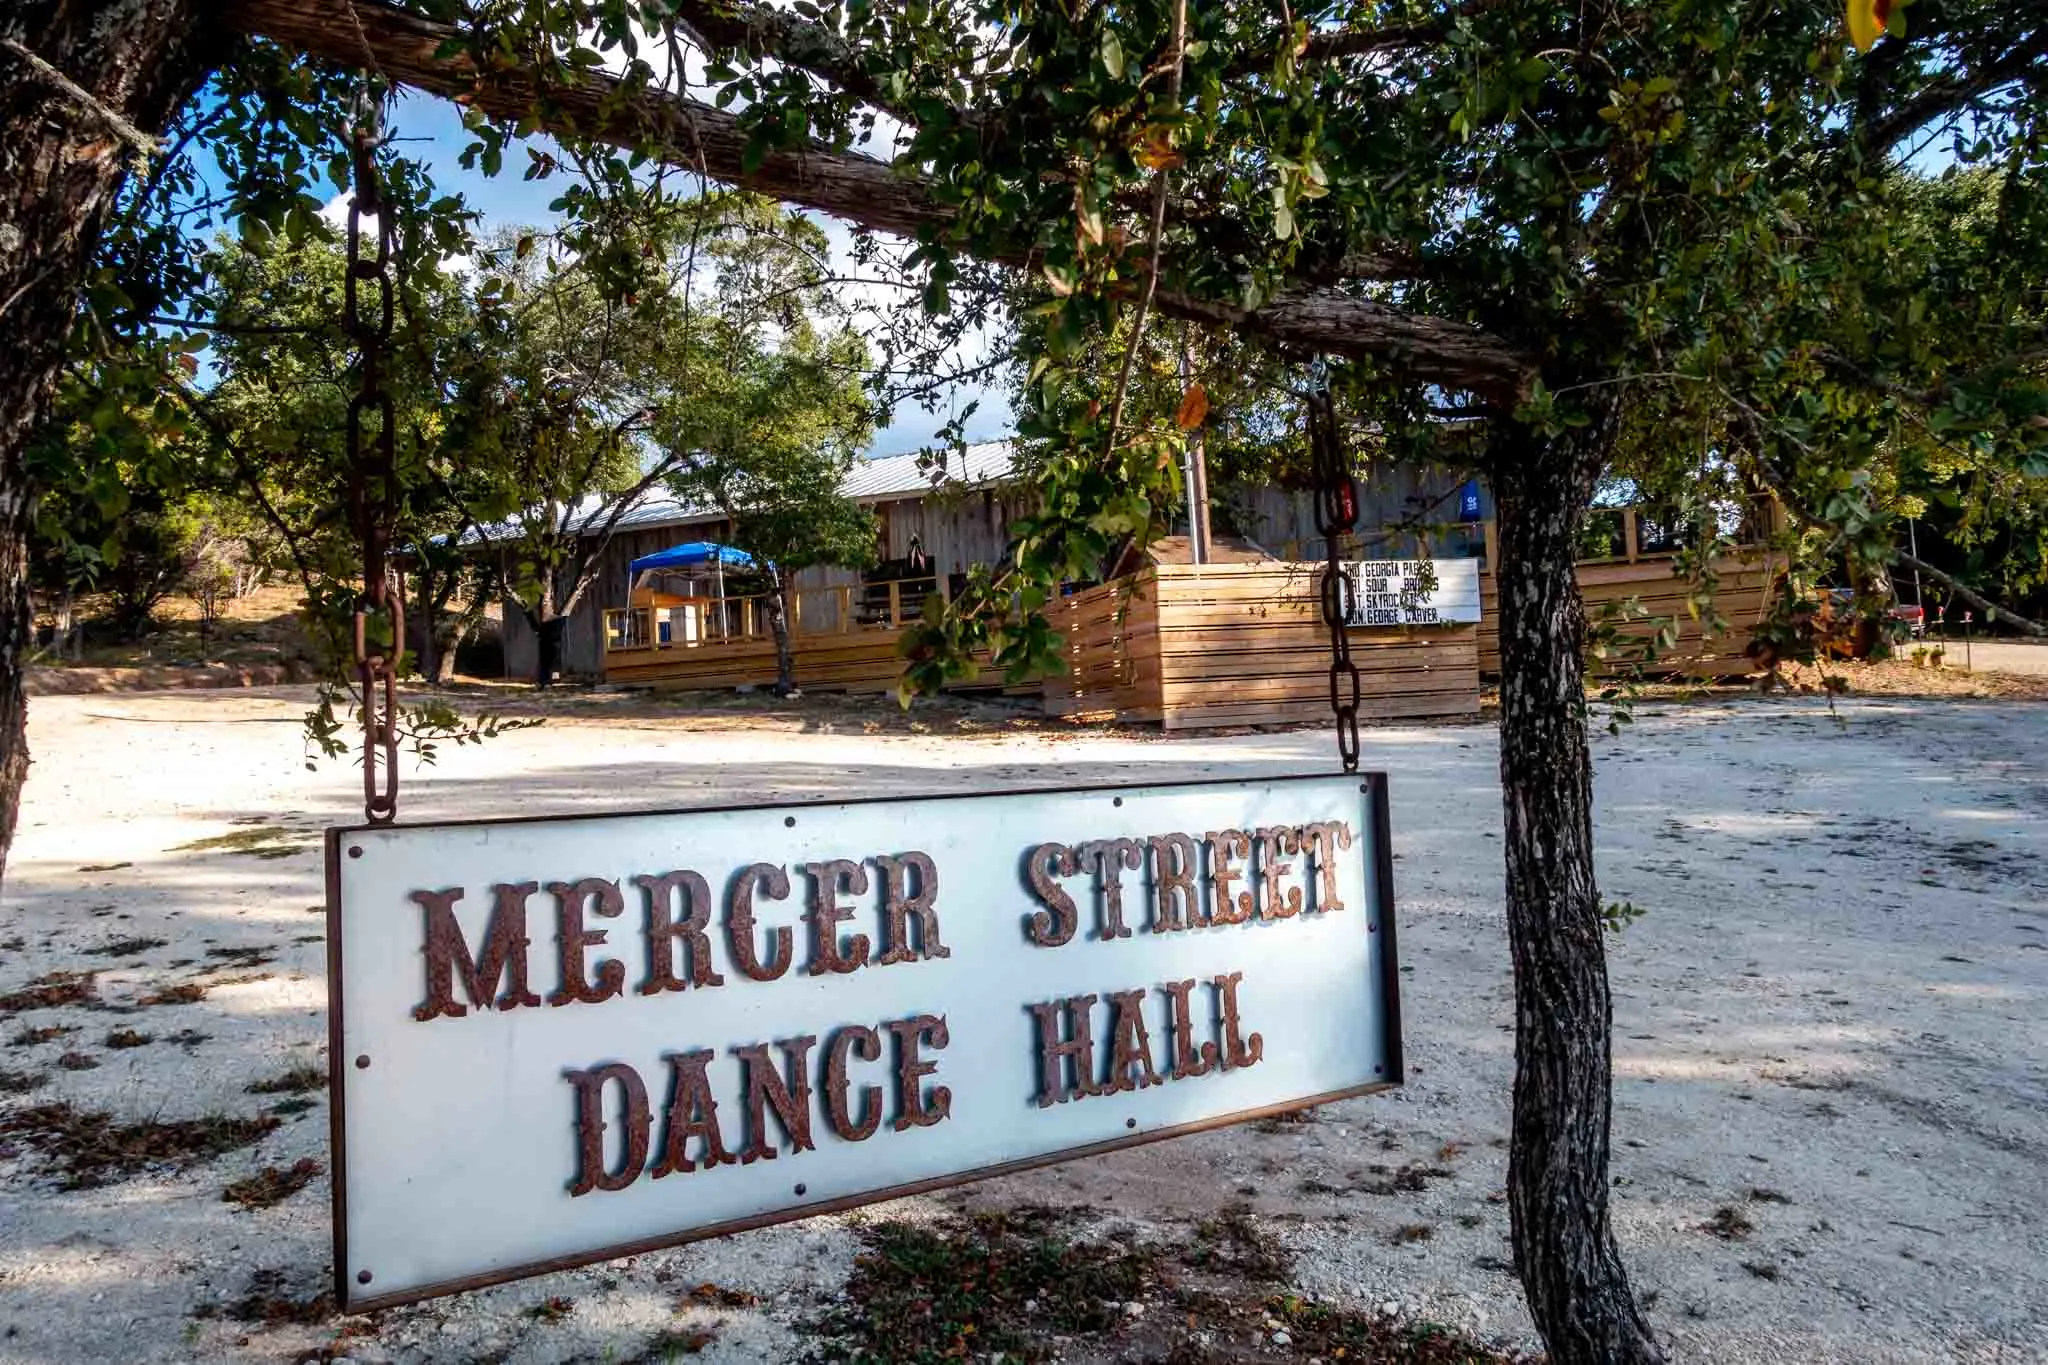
[334,91,1016,457]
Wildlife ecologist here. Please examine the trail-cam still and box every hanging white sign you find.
[1346,558,1483,626]
[325,773,1400,1309]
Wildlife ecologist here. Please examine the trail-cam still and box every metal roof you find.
[465,440,1016,545]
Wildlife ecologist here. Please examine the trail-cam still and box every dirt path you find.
[1,688,2043,1364]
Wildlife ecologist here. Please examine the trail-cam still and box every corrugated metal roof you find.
[465,440,1016,545]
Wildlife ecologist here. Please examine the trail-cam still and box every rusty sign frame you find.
[324,771,1402,1312]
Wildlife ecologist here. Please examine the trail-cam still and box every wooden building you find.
[487,442,1027,681]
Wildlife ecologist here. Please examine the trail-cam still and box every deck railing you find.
[604,575,951,655]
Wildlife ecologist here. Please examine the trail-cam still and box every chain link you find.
[345,96,401,825]
[1305,368,1362,772]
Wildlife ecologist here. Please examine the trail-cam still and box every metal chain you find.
[344,94,401,825]
[1305,363,1362,772]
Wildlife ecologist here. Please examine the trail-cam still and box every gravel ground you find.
[0,687,2044,1364]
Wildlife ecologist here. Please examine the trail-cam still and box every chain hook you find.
[1305,361,1361,773]
[345,88,401,824]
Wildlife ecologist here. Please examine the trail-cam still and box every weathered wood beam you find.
[222,0,1535,398]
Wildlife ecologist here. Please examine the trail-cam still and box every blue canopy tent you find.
[627,542,758,577]
[624,542,760,647]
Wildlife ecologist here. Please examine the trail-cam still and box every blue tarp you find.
[628,542,758,577]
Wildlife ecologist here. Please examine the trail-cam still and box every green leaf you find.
[1099,30,1124,79]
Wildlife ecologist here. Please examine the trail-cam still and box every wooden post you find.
[887,579,902,628]
[1483,519,1500,574]
[1622,508,1640,562]
[840,585,852,634]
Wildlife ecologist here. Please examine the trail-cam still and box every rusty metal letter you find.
[1255,826,1303,919]
[1077,838,1144,940]
[1027,993,1104,1107]
[885,1014,952,1131]
[651,1048,736,1176]
[801,859,872,976]
[727,864,795,982]
[734,1034,820,1163]
[412,883,543,1022]
[564,1061,651,1197]
[824,1025,884,1142]
[547,878,626,1007]
[1146,833,1202,933]
[1160,978,1219,1080]
[1205,831,1255,925]
[1104,989,1164,1093]
[1214,971,1264,1070]
[635,870,723,995]
[1301,820,1354,913]
[1023,842,1081,947]
[874,851,949,966]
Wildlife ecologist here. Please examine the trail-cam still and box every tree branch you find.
[1894,549,2048,637]
[223,0,1535,400]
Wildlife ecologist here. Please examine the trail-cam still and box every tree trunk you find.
[534,610,563,688]
[1488,408,1664,1365]
[0,0,213,886]
[766,571,795,695]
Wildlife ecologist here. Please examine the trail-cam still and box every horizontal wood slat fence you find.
[1045,564,1482,730]
[1477,552,1778,678]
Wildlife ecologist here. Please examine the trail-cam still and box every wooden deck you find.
[601,579,1004,694]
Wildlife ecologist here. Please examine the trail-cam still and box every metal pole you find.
[1179,344,1208,565]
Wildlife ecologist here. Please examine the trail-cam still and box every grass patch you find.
[105,1028,152,1049]
[1257,1293,1517,1364]
[203,1269,334,1326]
[1701,1206,1756,1241]
[1356,1162,1457,1197]
[1186,1204,1293,1281]
[627,1327,718,1361]
[7,1024,76,1047]
[56,1050,99,1071]
[0,1102,279,1189]
[86,937,168,958]
[0,1067,48,1093]
[528,1295,577,1322]
[0,971,98,1015]
[223,1157,322,1210]
[247,1065,325,1095]
[173,829,309,860]
[206,945,276,967]
[805,1205,1513,1365]
[138,982,206,1006]
[811,1208,1162,1363]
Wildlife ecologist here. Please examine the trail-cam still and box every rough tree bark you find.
[0,0,215,887]
[1488,402,1665,1365]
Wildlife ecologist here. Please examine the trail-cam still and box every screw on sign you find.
[343,91,402,825]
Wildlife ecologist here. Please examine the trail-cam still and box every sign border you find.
[325,771,1402,1312]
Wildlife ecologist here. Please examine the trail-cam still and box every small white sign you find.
[326,775,1399,1308]
[1347,557,1483,626]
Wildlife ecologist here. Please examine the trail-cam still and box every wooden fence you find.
[1471,516,1778,678]
[1045,563,1482,730]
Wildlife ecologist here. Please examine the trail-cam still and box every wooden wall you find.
[1047,564,1482,730]
[1216,466,1489,563]
[500,488,1033,680]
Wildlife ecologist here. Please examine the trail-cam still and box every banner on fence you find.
[1346,558,1483,626]
[326,773,1400,1308]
